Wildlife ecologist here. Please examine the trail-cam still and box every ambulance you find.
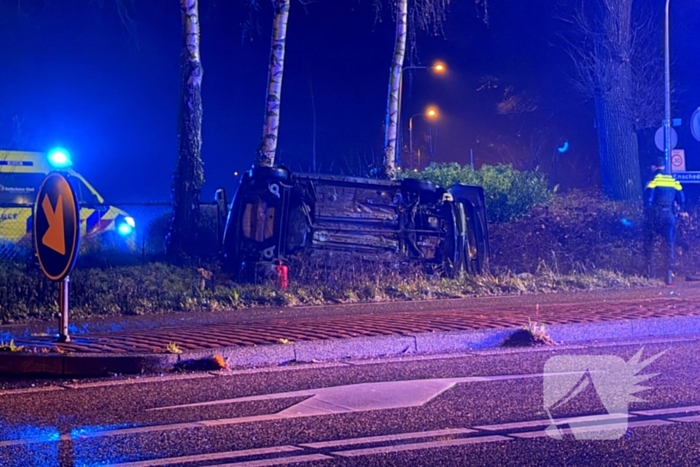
[0,149,135,245]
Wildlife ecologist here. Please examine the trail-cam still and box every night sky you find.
[0,0,698,202]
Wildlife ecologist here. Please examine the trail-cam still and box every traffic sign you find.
[671,149,686,173]
[673,172,700,183]
[692,107,700,142]
[655,126,678,151]
[33,172,80,281]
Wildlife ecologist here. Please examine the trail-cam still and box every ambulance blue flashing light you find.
[557,140,570,154]
[117,216,136,236]
[47,148,72,168]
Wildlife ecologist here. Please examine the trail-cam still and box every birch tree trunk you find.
[168,0,204,259]
[382,0,408,180]
[256,0,291,168]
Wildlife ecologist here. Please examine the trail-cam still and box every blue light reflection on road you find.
[0,425,59,467]
[1,423,134,467]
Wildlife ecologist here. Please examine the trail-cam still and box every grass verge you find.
[0,260,661,325]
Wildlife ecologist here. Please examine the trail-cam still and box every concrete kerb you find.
[3,314,700,377]
[179,344,296,369]
[410,316,700,353]
[293,335,416,363]
[0,353,179,377]
[547,315,700,345]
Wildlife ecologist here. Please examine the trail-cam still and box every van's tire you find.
[252,166,291,183]
[402,178,436,193]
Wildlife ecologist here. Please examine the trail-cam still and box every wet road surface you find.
[2,336,700,466]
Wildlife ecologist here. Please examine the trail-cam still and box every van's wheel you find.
[402,178,436,193]
[252,166,291,183]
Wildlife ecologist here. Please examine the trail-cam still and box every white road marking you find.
[473,336,700,356]
[0,372,584,448]
[668,415,700,423]
[0,369,688,453]
[474,412,633,431]
[509,419,673,439]
[631,405,700,416]
[0,407,690,453]
[0,434,71,448]
[61,373,215,389]
[0,386,64,396]
[209,454,332,466]
[299,428,476,449]
[346,353,474,365]
[108,446,303,467]
[150,373,569,412]
[598,419,674,430]
[331,435,511,457]
[211,362,349,376]
[150,379,451,411]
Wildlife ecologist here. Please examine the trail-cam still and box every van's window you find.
[69,177,100,206]
[0,173,45,204]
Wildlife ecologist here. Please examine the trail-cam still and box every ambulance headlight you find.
[47,148,72,168]
[117,216,136,236]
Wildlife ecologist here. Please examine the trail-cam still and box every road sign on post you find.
[692,107,700,142]
[33,172,81,342]
[671,149,686,173]
[655,126,678,151]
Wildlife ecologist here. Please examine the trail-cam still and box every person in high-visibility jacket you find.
[644,160,686,285]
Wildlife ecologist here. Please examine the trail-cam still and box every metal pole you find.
[409,116,414,172]
[58,276,70,343]
[664,0,675,285]
[470,148,475,169]
[664,0,672,175]
[397,65,431,170]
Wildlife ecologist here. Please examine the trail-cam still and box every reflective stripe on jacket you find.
[645,174,684,210]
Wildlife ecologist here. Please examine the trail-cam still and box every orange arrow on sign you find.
[41,193,66,255]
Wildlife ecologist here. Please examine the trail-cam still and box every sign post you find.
[33,172,81,343]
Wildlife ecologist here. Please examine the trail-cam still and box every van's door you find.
[0,172,45,242]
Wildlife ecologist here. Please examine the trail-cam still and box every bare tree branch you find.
[561,0,662,131]
[559,0,652,199]
[115,0,139,49]
[241,0,262,43]
[407,0,450,62]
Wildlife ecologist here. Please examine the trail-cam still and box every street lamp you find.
[397,61,446,165]
[663,0,672,175]
[409,106,439,172]
[431,61,446,74]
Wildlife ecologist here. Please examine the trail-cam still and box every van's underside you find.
[224,168,490,280]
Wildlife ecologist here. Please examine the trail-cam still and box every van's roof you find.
[0,151,52,173]
[293,172,402,187]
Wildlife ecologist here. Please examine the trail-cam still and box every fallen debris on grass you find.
[502,319,558,347]
[175,354,228,372]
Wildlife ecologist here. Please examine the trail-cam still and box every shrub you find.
[487,189,700,277]
[404,162,554,222]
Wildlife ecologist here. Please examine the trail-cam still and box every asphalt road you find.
[2,336,700,466]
